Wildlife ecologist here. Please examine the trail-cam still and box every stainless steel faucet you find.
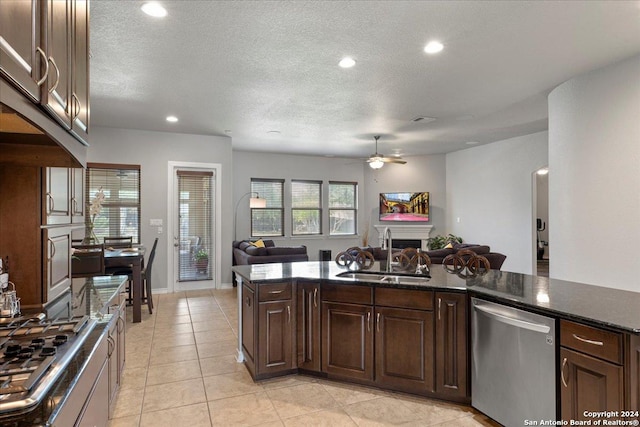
[383,227,393,271]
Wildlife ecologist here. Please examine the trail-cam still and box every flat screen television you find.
[379,192,429,222]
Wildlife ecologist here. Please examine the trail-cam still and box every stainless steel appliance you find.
[471,298,557,426]
[0,314,96,414]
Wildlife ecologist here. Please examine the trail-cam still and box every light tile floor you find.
[108,289,499,427]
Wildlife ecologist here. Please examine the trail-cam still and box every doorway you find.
[534,167,549,277]
[167,161,222,292]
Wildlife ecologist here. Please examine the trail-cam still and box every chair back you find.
[144,238,159,277]
[104,236,133,249]
[72,243,105,278]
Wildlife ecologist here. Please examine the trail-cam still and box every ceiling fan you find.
[367,136,407,169]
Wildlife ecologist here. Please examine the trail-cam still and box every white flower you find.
[89,188,105,219]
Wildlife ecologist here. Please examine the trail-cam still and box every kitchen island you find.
[233,261,640,422]
[0,275,127,427]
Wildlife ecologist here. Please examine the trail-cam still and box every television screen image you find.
[379,192,429,222]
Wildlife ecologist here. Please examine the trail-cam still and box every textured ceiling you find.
[89,1,640,158]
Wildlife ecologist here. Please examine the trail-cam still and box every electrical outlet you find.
[150,219,163,226]
[157,227,163,234]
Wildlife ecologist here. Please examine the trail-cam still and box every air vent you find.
[411,116,436,124]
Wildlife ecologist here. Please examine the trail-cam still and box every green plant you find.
[194,248,208,261]
[427,234,463,250]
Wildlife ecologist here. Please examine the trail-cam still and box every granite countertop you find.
[232,261,640,334]
[1,275,126,426]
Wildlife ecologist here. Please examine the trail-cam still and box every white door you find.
[168,162,222,292]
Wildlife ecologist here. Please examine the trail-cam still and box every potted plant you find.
[194,248,209,273]
[427,234,463,250]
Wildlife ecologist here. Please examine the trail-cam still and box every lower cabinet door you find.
[375,306,434,394]
[322,302,374,381]
[297,282,321,372]
[242,284,256,366]
[43,226,72,304]
[435,292,468,399]
[257,300,293,376]
[561,347,623,421]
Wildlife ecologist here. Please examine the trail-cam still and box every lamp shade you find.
[249,197,267,208]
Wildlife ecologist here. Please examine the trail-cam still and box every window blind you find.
[251,179,284,237]
[291,180,322,235]
[329,181,357,235]
[178,170,214,281]
[86,164,141,243]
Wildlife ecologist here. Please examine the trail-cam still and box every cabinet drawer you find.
[560,320,622,365]
[258,282,292,302]
[375,288,433,310]
[322,283,373,305]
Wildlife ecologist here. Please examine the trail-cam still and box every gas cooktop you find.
[0,314,97,414]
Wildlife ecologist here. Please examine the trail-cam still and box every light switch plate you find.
[150,219,163,226]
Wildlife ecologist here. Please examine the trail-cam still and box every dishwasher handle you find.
[474,303,551,334]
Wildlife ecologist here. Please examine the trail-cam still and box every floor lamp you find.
[234,192,267,241]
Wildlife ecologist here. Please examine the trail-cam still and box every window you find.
[251,179,284,237]
[329,181,357,235]
[291,180,322,235]
[86,163,141,243]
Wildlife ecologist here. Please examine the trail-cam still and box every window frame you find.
[291,179,322,236]
[328,181,358,236]
[86,163,141,244]
[250,178,285,238]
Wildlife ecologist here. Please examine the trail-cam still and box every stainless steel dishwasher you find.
[471,298,557,426]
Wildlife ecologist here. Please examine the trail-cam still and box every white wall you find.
[232,151,365,261]
[88,127,233,289]
[446,131,549,274]
[363,154,447,245]
[548,54,640,292]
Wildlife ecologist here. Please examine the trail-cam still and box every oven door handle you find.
[474,303,550,334]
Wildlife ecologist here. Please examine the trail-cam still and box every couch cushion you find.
[267,246,307,256]
[239,241,252,251]
[457,245,490,255]
[426,248,455,258]
[245,245,267,256]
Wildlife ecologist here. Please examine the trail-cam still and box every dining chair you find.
[103,236,133,249]
[71,244,105,278]
[141,237,158,314]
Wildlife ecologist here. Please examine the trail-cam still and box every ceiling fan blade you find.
[381,157,406,164]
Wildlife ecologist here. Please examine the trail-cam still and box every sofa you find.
[364,243,507,270]
[232,240,309,266]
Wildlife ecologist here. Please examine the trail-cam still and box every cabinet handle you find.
[245,296,251,307]
[376,312,380,332]
[117,315,124,333]
[47,57,60,94]
[313,288,318,308]
[268,289,284,294]
[71,197,77,213]
[48,239,56,260]
[561,357,568,388]
[287,305,291,323]
[36,47,48,86]
[438,298,442,320]
[72,93,81,120]
[367,311,371,332]
[572,334,604,346]
[107,336,114,357]
[46,192,54,215]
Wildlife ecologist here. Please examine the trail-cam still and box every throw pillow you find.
[444,242,454,249]
[252,239,266,248]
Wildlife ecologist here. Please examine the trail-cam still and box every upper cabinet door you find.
[0,0,45,102]
[70,0,89,144]
[44,167,71,225]
[42,0,72,129]
[70,167,84,223]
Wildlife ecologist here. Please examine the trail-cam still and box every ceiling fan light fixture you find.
[368,157,384,169]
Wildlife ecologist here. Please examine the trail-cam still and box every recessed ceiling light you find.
[424,41,444,54]
[338,57,356,68]
[141,2,167,18]
[166,115,178,123]
[267,130,281,134]
[537,167,549,175]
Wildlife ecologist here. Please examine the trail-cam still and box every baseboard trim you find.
[153,282,235,294]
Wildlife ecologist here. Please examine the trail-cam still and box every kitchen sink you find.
[336,271,430,285]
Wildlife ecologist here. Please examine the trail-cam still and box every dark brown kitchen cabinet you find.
[106,286,126,418]
[435,291,468,399]
[297,281,321,372]
[44,167,71,225]
[560,320,624,421]
[258,299,294,376]
[0,0,44,102]
[43,225,71,304]
[0,0,91,145]
[322,302,374,382]
[375,306,434,394]
[241,283,256,369]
